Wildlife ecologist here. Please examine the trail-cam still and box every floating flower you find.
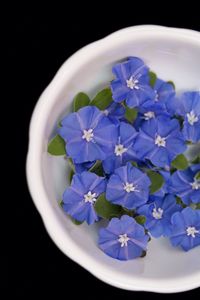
[137,195,181,237]
[98,215,149,260]
[102,122,138,174]
[106,163,151,209]
[178,92,200,142]
[134,117,186,168]
[168,207,200,251]
[169,165,200,205]
[62,171,106,224]
[58,106,118,163]
[111,57,155,108]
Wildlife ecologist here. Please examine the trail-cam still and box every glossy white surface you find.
[26,25,200,293]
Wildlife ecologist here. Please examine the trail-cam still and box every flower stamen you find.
[118,233,130,247]
[82,129,94,142]
[126,76,139,90]
[190,180,200,190]
[186,111,198,126]
[114,144,127,156]
[143,111,155,120]
[155,135,166,147]
[186,226,199,238]
[84,191,97,204]
[123,182,139,193]
[152,207,163,219]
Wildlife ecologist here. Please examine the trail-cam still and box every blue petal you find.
[182,121,200,142]
[61,112,82,132]
[77,106,103,130]
[110,79,129,102]
[134,132,155,159]
[120,122,138,145]
[157,117,180,137]
[166,134,187,160]
[126,90,140,108]
[149,147,170,168]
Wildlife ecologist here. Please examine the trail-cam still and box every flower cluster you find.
[48,57,200,261]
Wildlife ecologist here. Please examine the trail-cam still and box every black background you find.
[8,5,200,297]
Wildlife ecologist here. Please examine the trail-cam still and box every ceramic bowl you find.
[26,25,200,293]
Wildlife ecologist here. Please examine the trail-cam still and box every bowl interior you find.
[33,27,200,291]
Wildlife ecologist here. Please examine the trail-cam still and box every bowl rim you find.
[26,25,200,293]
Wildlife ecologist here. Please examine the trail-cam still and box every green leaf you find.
[73,92,90,112]
[121,208,135,217]
[94,193,122,219]
[196,203,200,209]
[47,135,66,156]
[135,215,146,225]
[68,158,75,172]
[90,88,113,110]
[147,170,164,194]
[89,160,104,176]
[125,106,138,123]
[171,154,188,170]
[195,172,200,180]
[131,161,138,167]
[191,154,200,164]
[57,120,62,128]
[176,196,187,208]
[149,71,157,87]
[68,169,74,183]
[167,80,176,89]
[71,217,83,225]
[58,200,63,207]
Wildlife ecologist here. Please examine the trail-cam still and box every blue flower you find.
[102,122,138,174]
[178,92,200,142]
[169,165,200,205]
[74,161,95,173]
[103,102,125,125]
[134,100,170,130]
[168,207,200,251]
[59,106,118,163]
[152,78,175,105]
[98,215,149,260]
[134,117,186,168]
[62,171,106,224]
[106,163,151,209]
[137,195,181,238]
[111,57,155,108]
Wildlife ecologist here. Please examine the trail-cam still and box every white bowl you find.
[26,25,200,293]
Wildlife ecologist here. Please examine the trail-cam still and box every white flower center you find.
[155,90,159,102]
[155,135,166,147]
[144,111,155,120]
[152,207,163,219]
[103,109,109,116]
[126,76,139,90]
[123,182,138,193]
[186,226,199,238]
[114,144,127,156]
[84,191,97,204]
[82,129,94,142]
[187,110,198,126]
[190,180,200,190]
[118,233,130,247]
